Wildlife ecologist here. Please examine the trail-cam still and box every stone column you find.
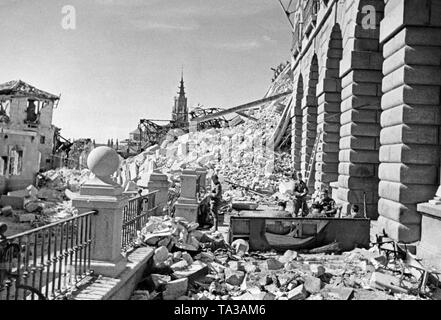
[72,147,127,278]
[336,0,384,218]
[174,169,199,222]
[300,56,319,191]
[315,25,342,192]
[378,0,441,242]
[137,170,169,215]
[291,78,303,173]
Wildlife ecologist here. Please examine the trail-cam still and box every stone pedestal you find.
[416,202,441,271]
[72,147,127,278]
[137,170,169,215]
[428,186,441,205]
[175,170,199,222]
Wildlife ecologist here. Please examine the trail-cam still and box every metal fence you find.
[0,211,96,300]
[121,191,158,252]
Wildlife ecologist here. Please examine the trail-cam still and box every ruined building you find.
[286,0,441,267]
[172,73,189,128]
[0,80,59,192]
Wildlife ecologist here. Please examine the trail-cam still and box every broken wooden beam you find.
[236,111,258,121]
[191,91,293,124]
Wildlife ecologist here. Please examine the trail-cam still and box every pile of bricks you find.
[131,226,439,300]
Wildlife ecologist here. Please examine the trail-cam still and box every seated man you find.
[314,189,337,217]
[197,195,213,229]
[350,204,365,219]
[307,203,327,218]
[275,201,292,218]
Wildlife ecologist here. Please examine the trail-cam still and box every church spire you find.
[172,67,189,127]
[178,66,185,96]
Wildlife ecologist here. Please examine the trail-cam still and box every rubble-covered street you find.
[128,215,440,301]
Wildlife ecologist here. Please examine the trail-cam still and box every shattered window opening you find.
[8,146,23,176]
[0,99,11,123]
[0,156,7,176]
[25,99,46,125]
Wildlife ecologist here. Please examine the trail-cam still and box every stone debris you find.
[1,205,13,217]
[287,284,307,300]
[231,239,249,256]
[163,278,188,300]
[0,177,80,229]
[116,84,293,205]
[38,168,90,193]
[137,215,221,252]
[131,215,437,301]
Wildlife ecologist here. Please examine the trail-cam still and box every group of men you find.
[279,172,365,219]
[198,170,365,232]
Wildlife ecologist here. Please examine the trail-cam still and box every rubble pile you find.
[2,184,79,226]
[38,168,90,192]
[117,107,292,199]
[131,217,439,300]
[117,66,293,200]
[135,215,228,253]
[0,168,88,228]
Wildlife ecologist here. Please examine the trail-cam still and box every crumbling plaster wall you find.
[0,95,56,191]
[0,132,40,191]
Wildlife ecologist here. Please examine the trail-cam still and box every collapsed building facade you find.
[0,80,60,192]
[285,0,441,266]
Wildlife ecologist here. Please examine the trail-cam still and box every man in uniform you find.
[210,174,222,231]
[315,189,337,217]
[293,172,309,217]
[350,204,364,219]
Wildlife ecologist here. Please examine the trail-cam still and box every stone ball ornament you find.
[87,146,120,177]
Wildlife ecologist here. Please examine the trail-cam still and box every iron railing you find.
[121,191,158,252]
[0,211,96,300]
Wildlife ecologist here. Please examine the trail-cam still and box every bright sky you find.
[0,0,291,143]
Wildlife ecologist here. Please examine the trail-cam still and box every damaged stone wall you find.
[289,0,441,244]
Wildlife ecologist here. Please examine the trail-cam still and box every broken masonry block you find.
[288,284,308,300]
[279,250,298,264]
[303,276,323,294]
[370,272,409,294]
[1,205,13,217]
[309,264,326,277]
[224,269,245,286]
[170,260,189,272]
[163,278,188,300]
[15,213,36,223]
[266,258,284,270]
[153,246,169,266]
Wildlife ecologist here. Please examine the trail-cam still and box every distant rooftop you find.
[0,80,59,101]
